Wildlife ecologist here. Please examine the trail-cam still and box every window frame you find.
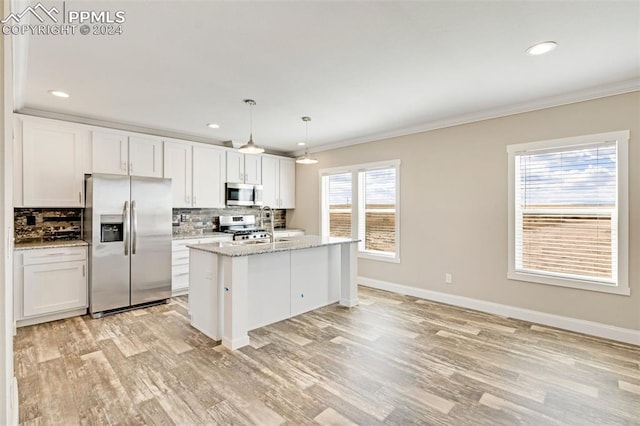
[320,160,401,263]
[506,130,629,296]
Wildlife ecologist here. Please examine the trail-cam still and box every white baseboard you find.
[359,276,640,346]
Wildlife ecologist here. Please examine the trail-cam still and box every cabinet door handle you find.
[78,191,82,204]
[186,195,190,204]
[82,264,86,276]
[129,162,133,173]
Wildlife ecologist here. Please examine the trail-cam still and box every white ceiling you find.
[17,1,640,154]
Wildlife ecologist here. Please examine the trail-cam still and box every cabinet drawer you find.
[23,246,87,265]
[172,263,190,278]
[172,238,201,249]
[172,264,190,291]
[172,250,190,265]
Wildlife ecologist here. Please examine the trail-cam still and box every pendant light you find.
[238,99,264,154]
[296,116,318,165]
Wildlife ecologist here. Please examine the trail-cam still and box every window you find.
[326,173,352,239]
[359,168,397,256]
[321,160,400,262]
[507,131,629,295]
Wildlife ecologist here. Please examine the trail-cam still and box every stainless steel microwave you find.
[225,183,263,206]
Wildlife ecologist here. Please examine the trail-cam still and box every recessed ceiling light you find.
[206,123,220,129]
[48,90,70,98]
[526,41,557,56]
[297,142,305,146]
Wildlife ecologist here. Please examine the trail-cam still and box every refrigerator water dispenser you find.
[100,215,124,242]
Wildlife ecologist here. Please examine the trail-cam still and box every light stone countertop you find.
[273,228,305,234]
[187,235,358,257]
[173,229,303,240]
[14,240,89,251]
[172,231,230,241]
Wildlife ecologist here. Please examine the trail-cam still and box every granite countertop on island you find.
[14,240,89,251]
[187,235,358,257]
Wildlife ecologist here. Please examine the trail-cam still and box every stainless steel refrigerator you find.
[85,174,172,318]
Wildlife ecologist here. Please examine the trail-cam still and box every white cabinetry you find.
[172,235,232,296]
[290,247,331,316]
[193,145,226,207]
[164,141,226,208]
[93,131,162,177]
[261,155,295,208]
[20,118,89,207]
[14,246,88,326]
[226,151,261,184]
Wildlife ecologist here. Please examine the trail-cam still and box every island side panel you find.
[290,246,332,316]
[339,242,358,307]
[222,255,251,350]
[247,251,291,330]
[189,249,221,340]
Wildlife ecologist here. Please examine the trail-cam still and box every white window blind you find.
[358,167,397,255]
[326,173,352,239]
[514,142,617,283]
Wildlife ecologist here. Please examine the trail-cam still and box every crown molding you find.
[298,79,640,156]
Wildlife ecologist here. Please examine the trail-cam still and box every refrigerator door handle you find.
[123,201,130,256]
[132,200,138,255]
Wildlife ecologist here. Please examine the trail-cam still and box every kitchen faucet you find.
[259,205,275,243]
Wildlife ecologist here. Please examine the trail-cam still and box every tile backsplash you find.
[14,208,83,243]
[172,207,287,236]
[13,207,287,242]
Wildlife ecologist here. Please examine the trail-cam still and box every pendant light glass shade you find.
[296,116,318,165]
[239,99,264,154]
[296,150,318,164]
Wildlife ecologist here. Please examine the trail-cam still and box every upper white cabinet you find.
[93,131,162,177]
[261,155,296,208]
[20,118,89,207]
[193,144,226,207]
[226,151,261,184]
[164,141,192,207]
[164,141,226,208]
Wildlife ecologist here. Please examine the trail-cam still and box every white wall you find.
[290,92,640,332]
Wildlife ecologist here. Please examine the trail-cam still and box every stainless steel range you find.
[219,215,269,241]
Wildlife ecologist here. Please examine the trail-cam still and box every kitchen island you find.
[187,236,359,350]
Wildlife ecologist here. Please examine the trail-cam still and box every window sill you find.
[358,251,400,264]
[507,271,630,296]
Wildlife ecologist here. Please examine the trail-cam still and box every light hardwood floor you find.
[14,286,640,425]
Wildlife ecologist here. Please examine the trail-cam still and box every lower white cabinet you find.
[172,235,232,296]
[14,246,88,326]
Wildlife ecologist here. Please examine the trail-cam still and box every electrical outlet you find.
[445,273,453,284]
